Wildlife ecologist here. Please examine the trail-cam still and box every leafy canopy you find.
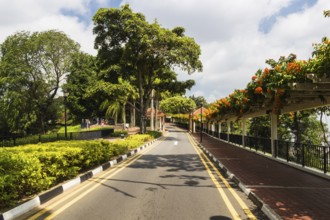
[92,4,202,133]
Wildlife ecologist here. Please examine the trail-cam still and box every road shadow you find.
[210,216,232,220]
[128,154,205,172]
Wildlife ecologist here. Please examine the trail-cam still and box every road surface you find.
[19,125,266,220]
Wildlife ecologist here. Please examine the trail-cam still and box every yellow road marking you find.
[187,134,241,220]
[199,148,257,220]
[28,139,164,220]
[187,134,257,220]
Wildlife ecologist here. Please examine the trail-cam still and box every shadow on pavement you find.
[128,154,205,172]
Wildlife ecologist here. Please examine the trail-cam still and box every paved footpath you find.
[190,132,330,220]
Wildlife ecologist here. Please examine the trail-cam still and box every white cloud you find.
[125,0,330,102]
[0,0,96,54]
[1,0,330,103]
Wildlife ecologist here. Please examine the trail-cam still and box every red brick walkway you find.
[190,132,330,220]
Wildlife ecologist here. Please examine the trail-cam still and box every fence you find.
[174,121,329,173]
[275,140,329,174]
[0,129,114,147]
[244,136,272,155]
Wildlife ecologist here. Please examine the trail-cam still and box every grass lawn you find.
[57,124,114,133]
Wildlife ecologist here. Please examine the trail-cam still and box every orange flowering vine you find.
[254,86,263,94]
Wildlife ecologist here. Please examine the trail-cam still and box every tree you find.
[248,115,271,138]
[0,30,79,134]
[159,96,196,114]
[86,78,138,125]
[279,110,328,145]
[93,5,202,133]
[63,52,102,123]
[248,110,327,146]
[324,10,330,17]
[190,95,209,108]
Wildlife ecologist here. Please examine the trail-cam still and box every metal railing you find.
[244,136,272,155]
[229,134,243,146]
[275,140,329,174]
[180,122,329,174]
[220,132,227,141]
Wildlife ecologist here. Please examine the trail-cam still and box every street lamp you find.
[63,91,68,139]
[200,104,203,143]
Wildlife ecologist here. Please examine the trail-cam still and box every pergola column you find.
[192,119,196,133]
[271,113,278,157]
[242,118,247,147]
[211,122,215,136]
[218,121,222,138]
[227,121,231,142]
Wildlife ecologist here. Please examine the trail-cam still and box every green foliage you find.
[0,30,80,135]
[92,4,202,133]
[63,52,100,121]
[279,111,327,145]
[110,130,128,137]
[0,133,157,209]
[190,95,209,108]
[247,116,271,138]
[247,110,327,145]
[309,37,330,78]
[57,125,82,133]
[159,96,196,114]
[0,151,54,208]
[146,131,162,138]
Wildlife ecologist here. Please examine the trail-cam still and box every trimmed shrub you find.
[146,131,162,139]
[0,133,160,209]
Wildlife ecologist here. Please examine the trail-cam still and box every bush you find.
[0,134,156,209]
[0,152,54,208]
[146,131,162,138]
[110,130,128,137]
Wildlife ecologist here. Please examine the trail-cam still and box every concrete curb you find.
[0,139,159,220]
[190,134,282,220]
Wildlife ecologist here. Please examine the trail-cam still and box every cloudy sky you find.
[1,0,330,102]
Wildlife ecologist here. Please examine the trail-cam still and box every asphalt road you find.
[20,125,266,220]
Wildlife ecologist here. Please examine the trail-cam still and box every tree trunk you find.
[138,71,146,134]
[155,99,159,130]
[150,89,154,131]
[122,103,126,129]
[130,101,136,127]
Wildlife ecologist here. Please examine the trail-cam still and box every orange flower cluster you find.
[219,98,230,107]
[254,86,263,94]
[287,62,301,74]
[263,68,270,75]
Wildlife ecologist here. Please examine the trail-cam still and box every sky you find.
[1,0,330,103]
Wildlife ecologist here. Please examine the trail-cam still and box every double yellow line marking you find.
[187,134,256,220]
[28,140,163,220]
[29,134,255,220]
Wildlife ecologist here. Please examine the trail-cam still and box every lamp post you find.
[200,104,203,143]
[64,92,68,139]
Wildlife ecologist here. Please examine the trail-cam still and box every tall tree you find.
[159,96,196,114]
[0,30,79,134]
[190,95,209,108]
[93,5,202,133]
[63,52,101,123]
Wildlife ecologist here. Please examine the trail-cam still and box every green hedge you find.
[0,133,160,210]
[110,130,128,137]
[146,131,162,139]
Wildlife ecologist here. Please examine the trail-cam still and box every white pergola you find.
[190,76,330,156]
